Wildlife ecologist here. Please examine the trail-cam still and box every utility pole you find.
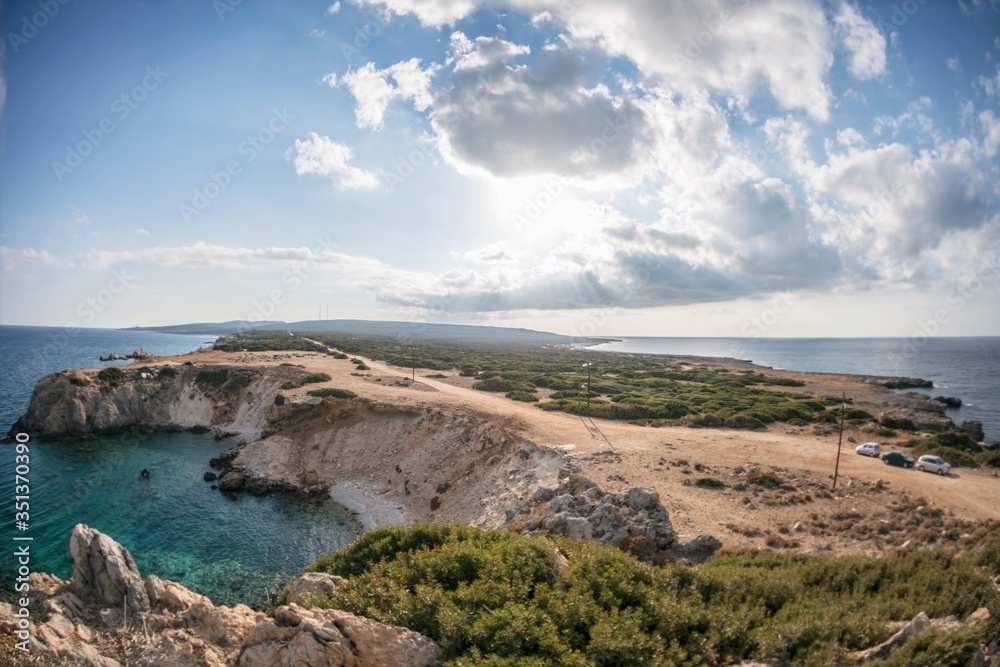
[832,392,846,490]
[582,363,592,417]
[411,347,415,382]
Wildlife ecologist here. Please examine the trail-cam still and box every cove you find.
[0,431,358,607]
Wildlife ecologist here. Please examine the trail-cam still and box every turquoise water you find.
[1,326,359,607]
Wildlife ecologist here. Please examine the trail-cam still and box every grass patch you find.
[280,382,301,390]
[301,372,332,384]
[69,376,91,387]
[288,524,999,666]
[355,363,370,371]
[158,366,178,378]
[307,388,357,399]
[694,478,726,489]
[506,390,539,403]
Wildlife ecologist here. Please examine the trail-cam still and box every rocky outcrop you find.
[284,573,347,607]
[871,377,933,390]
[854,609,993,663]
[0,525,441,667]
[70,524,149,615]
[9,364,304,443]
[961,420,986,443]
[237,604,443,667]
[516,474,720,564]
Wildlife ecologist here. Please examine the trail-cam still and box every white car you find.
[855,442,881,458]
[917,455,951,476]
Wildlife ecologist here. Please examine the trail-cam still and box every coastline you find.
[327,481,408,533]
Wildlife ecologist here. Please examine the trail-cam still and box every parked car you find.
[917,455,952,475]
[881,451,914,468]
[855,442,881,458]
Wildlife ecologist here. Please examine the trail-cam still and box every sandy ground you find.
[162,343,1000,552]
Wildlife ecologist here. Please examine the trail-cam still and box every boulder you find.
[218,471,245,492]
[237,604,443,667]
[665,535,723,564]
[854,612,930,662]
[934,396,962,408]
[70,524,149,614]
[204,471,218,482]
[285,572,348,607]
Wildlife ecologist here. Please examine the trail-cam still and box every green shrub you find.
[725,414,767,430]
[355,363,370,371]
[280,382,301,390]
[274,394,285,406]
[288,524,999,666]
[301,373,332,384]
[69,376,91,387]
[747,473,784,489]
[134,366,154,374]
[195,368,229,386]
[881,416,917,431]
[158,366,178,378]
[426,373,448,379]
[97,367,125,384]
[695,478,726,489]
[506,391,539,403]
[977,450,1000,468]
[183,361,194,366]
[307,388,357,399]
[333,353,350,359]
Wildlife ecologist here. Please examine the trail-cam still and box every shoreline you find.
[327,481,408,533]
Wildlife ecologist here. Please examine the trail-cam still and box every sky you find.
[1,0,999,338]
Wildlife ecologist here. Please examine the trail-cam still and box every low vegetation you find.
[69,376,91,387]
[158,366,178,378]
[213,332,327,353]
[283,524,999,666]
[900,432,986,468]
[306,388,357,399]
[96,367,125,385]
[195,368,229,387]
[301,372,332,384]
[212,332,857,430]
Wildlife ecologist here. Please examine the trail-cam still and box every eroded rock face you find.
[70,524,149,614]
[238,604,443,667]
[285,572,347,607]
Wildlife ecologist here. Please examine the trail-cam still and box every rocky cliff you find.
[1,525,443,666]
[10,364,303,443]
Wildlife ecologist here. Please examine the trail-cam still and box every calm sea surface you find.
[0,326,357,606]
[589,337,1000,443]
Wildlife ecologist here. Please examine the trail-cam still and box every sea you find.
[0,325,358,607]
[588,336,1000,443]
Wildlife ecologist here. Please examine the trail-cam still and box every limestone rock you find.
[665,534,723,564]
[854,612,930,662]
[238,604,443,667]
[70,524,149,613]
[285,572,347,607]
[218,471,246,492]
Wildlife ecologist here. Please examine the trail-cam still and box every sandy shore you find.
[328,482,408,532]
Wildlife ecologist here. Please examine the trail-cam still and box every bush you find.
[158,366,178,378]
[426,373,448,379]
[301,373,332,384]
[183,361,194,366]
[307,388,357,399]
[280,382,301,390]
[695,478,726,489]
[97,367,125,384]
[274,394,285,406]
[747,473,784,489]
[134,366,154,375]
[506,390,539,403]
[195,368,229,386]
[977,450,1000,468]
[725,414,767,430]
[882,416,917,431]
[355,363,370,371]
[333,353,350,359]
[69,376,91,387]
[289,524,998,666]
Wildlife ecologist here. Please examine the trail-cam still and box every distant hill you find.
[122,321,284,335]
[131,319,607,345]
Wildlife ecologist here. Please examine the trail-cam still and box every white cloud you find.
[326,1,341,14]
[0,247,64,271]
[337,59,437,130]
[135,228,150,237]
[309,28,326,38]
[291,133,379,190]
[833,2,887,80]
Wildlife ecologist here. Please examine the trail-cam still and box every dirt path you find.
[164,344,1000,552]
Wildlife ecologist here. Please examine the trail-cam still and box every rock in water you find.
[204,471,218,481]
[218,471,246,492]
[70,524,149,613]
[960,420,985,442]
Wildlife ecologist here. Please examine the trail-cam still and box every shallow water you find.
[1,326,358,606]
